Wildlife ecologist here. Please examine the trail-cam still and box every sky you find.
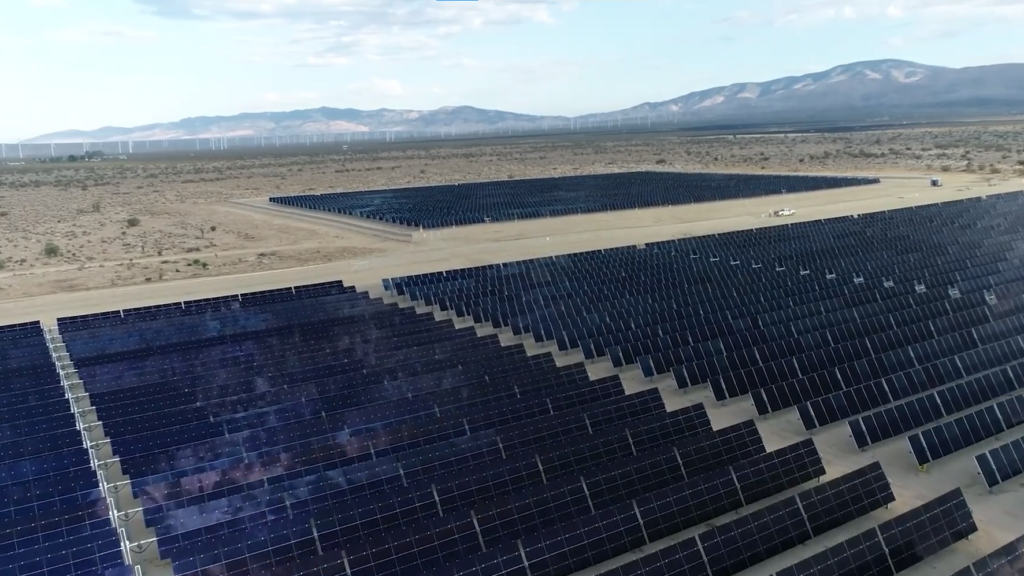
[1,0,1022,141]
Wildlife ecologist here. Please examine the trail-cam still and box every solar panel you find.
[732,438,825,504]
[772,528,892,576]
[950,532,1024,576]
[698,495,810,576]
[271,172,880,229]
[851,365,1024,450]
[796,461,895,537]
[975,434,1024,490]
[907,393,1024,468]
[878,488,977,573]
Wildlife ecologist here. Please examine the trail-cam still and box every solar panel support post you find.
[874,524,900,576]
[517,540,533,576]
[341,549,353,576]
[580,477,596,514]
[625,427,638,455]
[728,465,747,508]
[632,500,651,545]
[426,483,443,517]
[695,535,715,576]
[794,494,816,538]
[470,510,487,552]
[535,454,547,484]
[672,446,687,479]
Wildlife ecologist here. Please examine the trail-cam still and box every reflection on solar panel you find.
[53,282,738,576]
[601,462,893,576]
[975,434,1024,490]
[907,392,1024,468]
[270,171,880,229]
[772,489,977,576]
[0,321,129,576]
[951,532,1024,576]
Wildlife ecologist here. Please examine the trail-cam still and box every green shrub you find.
[43,242,60,257]
[126,216,141,227]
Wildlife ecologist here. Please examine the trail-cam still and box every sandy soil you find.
[2,124,1024,300]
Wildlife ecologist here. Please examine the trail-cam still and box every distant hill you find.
[25,59,1024,143]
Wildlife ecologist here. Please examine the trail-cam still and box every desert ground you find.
[3,123,1024,576]
[1,123,1024,301]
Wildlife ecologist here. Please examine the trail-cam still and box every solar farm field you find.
[4,176,1024,576]
[269,171,880,229]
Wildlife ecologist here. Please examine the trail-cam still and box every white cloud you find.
[264,92,320,105]
[302,53,349,67]
[442,57,581,83]
[46,24,159,44]
[730,0,1024,28]
[348,77,405,98]
[132,0,558,62]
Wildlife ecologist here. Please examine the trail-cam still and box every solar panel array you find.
[951,532,1024,576]
[53,282,842,576]
[597,461,895,576]
[773,488,977,576]
[387,191,1024,472]
[975,434,1024,489]
[269,171,879,229]
[0,321,129,576]
[907,391,1024,467]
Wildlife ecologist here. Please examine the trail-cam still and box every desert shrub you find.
[209,225,217,232]
[654,158,667,165]
[91,200,101,212]
[940,165,952,172]
[43,241,60,257]
[126,216,141,227]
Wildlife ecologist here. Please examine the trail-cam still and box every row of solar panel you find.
[909,390,1024,466]
[144,377,667,537]
[271,172,879,229]
[768,488,978,576]
[56,281,353,331]
[444,460,891,576]
[778,312,1024,429]
[0,322,129,576]
[848,361,1024,450]
[170,436,823,576]
[417,244,1017,327]
[159,417,776,574]
[138,403,709,526]
[431,250,1016,343]
[386,194,1021,295]
[793,329,1024,432]
[397,223,1021,326]
[951,531,1024,576]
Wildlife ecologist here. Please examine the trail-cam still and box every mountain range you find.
[25,59,1024,143]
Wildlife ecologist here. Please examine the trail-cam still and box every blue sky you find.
[2,0,1021,141]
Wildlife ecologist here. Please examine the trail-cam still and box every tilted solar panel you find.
[950,532,1024,576]
[975,434,1024,490]
[876,488,977,573]
[907,392,1024,467]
